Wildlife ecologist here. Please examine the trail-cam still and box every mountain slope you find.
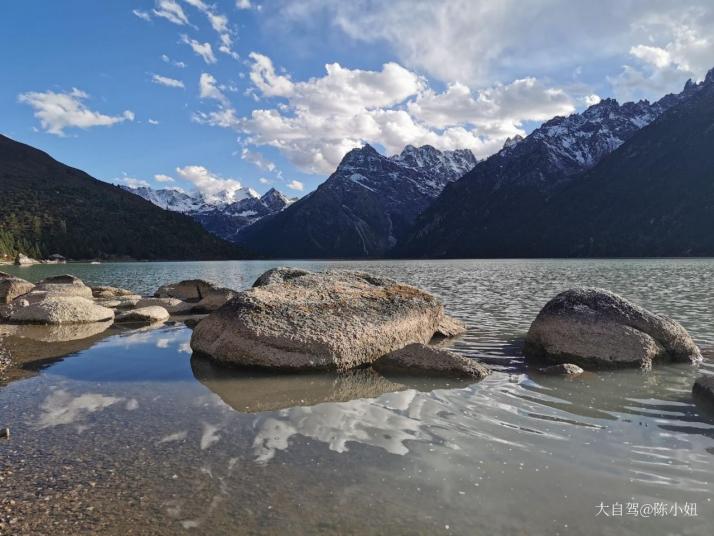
[0,135,246,260]
[237,144,476,258]
[397,77,705,258]
[123,185,294,242]
[520,69,714,256]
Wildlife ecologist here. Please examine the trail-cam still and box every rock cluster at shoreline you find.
[1,269,708,394]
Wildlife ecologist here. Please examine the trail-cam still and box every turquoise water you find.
[1,259,713,534]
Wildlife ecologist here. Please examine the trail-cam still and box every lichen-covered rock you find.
[191,270,444,371]
[252,267,312,287]
[115,306,169,324]
[91,286,135,299]
[35,274,93,299]
[9,296,114,324]
[524,287,702,369]
[373,343,490,379]
[0,273,34,304]
[135,297,193,314]
[692,376,714,407]
[154,279,236,312]
[433,315,467,338]
[538,363,584,375]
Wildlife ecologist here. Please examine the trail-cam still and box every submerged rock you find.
[191,269,444,371]
[0,273,34,304]
[538,363,584,375]
[154,279,236,312]
[135,297,193,314]
[434,315,467,338]
[373,343,490,379]
[524,287,701,369]
[252,267,312,287]
[115,306,169,325]
[9,296,114,324]
[692,376,714,407]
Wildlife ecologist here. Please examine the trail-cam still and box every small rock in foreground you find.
[524,287,701,369]
[373,343,490,379]
[538,363,584,375]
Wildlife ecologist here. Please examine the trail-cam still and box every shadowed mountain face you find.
[236,144,477,258]
[519,70,714,257]
[0,134,246,260]
[396,74,711,258]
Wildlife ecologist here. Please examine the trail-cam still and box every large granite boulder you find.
[524,288,702,369]
[35,274,93,299]
[191,270,445,371]
[9,296,114,324]
[154,279,236,312]
[373,343,490,379]
[0,273,34,304]
[115,306,169,325]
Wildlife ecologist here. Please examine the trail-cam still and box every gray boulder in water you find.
[524,287,702,369]
[34,274,93,299]
[9,296,114,325]
[373,343,490,379]
[191,270,444,371]
[154,279,236,312]
[115,306,169,325]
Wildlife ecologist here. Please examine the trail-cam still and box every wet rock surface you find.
[524,287,702,369]
[192,269,445,371]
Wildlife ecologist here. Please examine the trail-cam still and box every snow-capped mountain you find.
[398,73,711,258]
[123,185,294,242]
[236,144,477,258]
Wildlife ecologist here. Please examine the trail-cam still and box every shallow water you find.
[1,259,713,535]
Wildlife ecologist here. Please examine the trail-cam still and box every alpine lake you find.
[1,259,713,535]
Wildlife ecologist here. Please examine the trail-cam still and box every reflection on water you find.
[1,259,713,535]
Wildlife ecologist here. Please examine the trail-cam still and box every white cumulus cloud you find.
[154,174,175,182]
[198,73,227,103]
[152,74,185,88]
[181,35,217,64]
[18,88,134,136]
[153,0,190,25]
[176,165,246,203]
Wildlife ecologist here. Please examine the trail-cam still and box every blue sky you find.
[1,1,712,199]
